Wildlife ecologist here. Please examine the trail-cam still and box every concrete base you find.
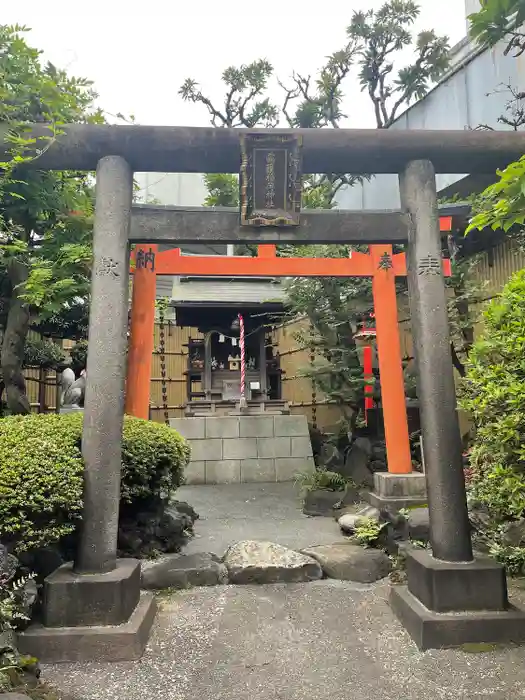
[43,559,141,627]
[407,549,507,612]
[391,549,525,650]
[390,586,525,651]
[18,592,156,663]
[367,472,427,512]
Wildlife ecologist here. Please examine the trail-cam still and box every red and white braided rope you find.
[238,313,246,404]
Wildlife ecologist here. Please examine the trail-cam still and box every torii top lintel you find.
[2,124,525,174]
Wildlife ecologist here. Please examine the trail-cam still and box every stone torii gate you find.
[126,217,454,485]
[8,125,525,659]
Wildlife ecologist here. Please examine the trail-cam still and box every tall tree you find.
[179,1,450,426]
[0,24,103,413]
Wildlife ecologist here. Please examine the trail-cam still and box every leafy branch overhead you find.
[469,0,525,56]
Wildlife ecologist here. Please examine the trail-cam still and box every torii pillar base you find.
[366,472,427,513]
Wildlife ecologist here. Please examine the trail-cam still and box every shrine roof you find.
[168,276,286,307]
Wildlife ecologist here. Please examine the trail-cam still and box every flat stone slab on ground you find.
[223,540,323,584]
[43,581,525,700]
[302,543,391,583]
[141,553,228,590]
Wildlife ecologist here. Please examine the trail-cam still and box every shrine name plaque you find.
[240,133,302,227]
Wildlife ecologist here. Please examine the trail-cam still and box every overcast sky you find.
[3,1,467,129]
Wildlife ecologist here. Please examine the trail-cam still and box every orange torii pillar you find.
[125,245,158,419]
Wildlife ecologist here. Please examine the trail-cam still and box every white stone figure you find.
[60,368,87,408]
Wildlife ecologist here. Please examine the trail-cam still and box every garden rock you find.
[223,541,323,584]
[501,519,525,547]
[354,437,372,456]
[141,552,228,589]
[338,506,380,534]
[1,694,33,699]
[171,500,199,522]
[407,507,430,543]
[303,487,360,517]
[302,543,391,583]
[340,443,374,487]
[318,443,343,471]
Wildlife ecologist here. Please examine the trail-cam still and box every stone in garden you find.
[354,437,373,456]
[303,486,360,517]
[338,505,380,534]
[501,518,525,547]
[340,442,374,487]
[407,507,430,543]
[302,543,391,583]
[1,694,33,700]
[223,541,323,584]
[171,500,199,522]
[318,443,343,471]
[141,552,228,590]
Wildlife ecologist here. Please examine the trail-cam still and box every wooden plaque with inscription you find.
[240,133,302,227]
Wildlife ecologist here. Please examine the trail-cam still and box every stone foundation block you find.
[183,461,205,485]
[390,586,525,651]
[206,460,241,484]
[223,438,257,459]
[374,472,427,498]
[206,417,239,438]
[257,437,291,459]
[291,436,313,458]
[274,415,308,437]
[406,549,507,613]
[275,457,313,481]
[191,438,223,462]
[239,416,274,437]
[43,559,140,628]
[170,417,205,440]
[18,593,156,663]
[240,458,277,483]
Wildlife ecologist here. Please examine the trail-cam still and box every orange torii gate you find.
[126,217,452,476]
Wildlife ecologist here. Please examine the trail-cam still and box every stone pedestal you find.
[390,550,525,650]
[367,472,427,512]
[171,414,314,484]
[17,560,156,663]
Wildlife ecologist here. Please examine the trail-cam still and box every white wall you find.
[135,172,207,206]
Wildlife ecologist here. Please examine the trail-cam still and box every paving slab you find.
[44,580,525,700]
[175,483,349,556]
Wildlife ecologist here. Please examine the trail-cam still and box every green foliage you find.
[353,518,387,547]
[295,468,351,493]
[490,542,525,575]
[203,174,239,207]
[0,574,35,632]
[23,337,65,369]
[467,156,525,235]
[469,0,525,55]
[0,413,190,552]
[460,269,525,522]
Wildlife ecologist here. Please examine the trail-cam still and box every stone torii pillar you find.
[390,159,525,650]
[18,156,156,664]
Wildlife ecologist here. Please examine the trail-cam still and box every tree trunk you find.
[1,260,31,414]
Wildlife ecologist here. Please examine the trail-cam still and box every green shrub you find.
[460,268,525,523]
[0,413,190,552]
[295,468,352,494]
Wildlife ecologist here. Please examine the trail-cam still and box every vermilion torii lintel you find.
[125,215,452,476]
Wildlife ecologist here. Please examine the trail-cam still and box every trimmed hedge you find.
[0,413,190,552]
